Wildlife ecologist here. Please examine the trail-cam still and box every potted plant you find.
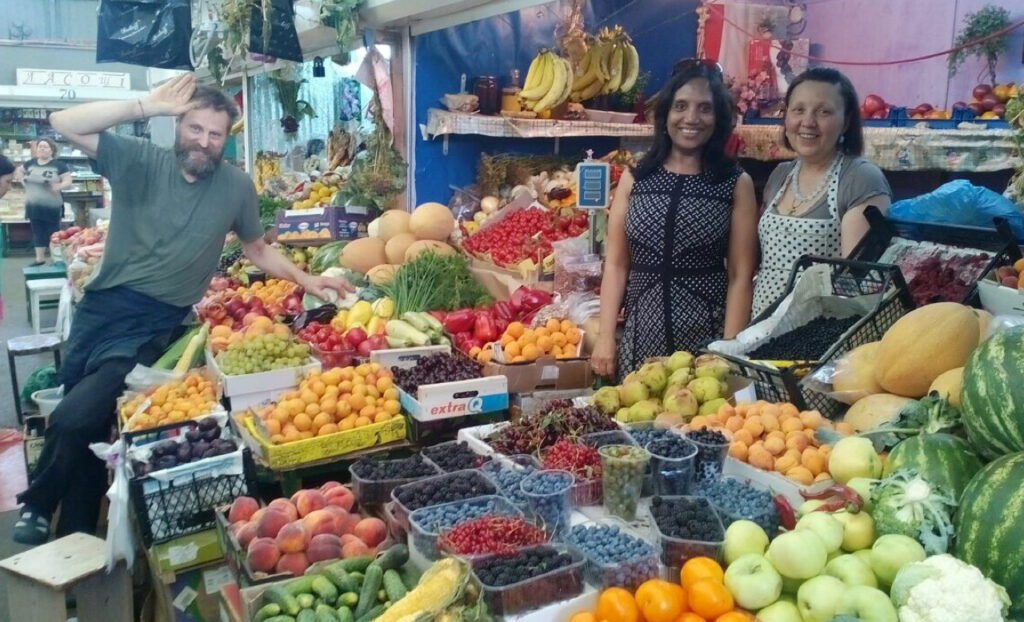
[948,5,1012,85]
[270,63,316,134]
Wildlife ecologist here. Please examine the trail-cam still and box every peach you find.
[319,481,344,493]
[236,522,259,549]
[323,486,356,512]
[275,551,309,576]
[228,521,245,539]
[268,498,299,522]
[341,539,370,559]
[246,537,281,573]
[276,520,310,553]
[321,505,350,534]
[353,517,387,547]
[307,533,343,563]
[256,509,291,539]
[301,509,337,538]
[293,490,328,518]
[228,496,260,523]
[339,513,362,536]
[340,534,362,546]
[249,508,266,524]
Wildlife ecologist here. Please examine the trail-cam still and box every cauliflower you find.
[890,554,1010,622]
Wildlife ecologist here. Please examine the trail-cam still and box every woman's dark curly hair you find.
[633,60,737,182]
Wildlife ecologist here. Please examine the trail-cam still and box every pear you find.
[636,362,669,397]
[666,367,695,389]
[688,376,724,402]
[699,397,728,416]
[618,380,650,407]
[628,399,660,422]
[662,386,699,419]
[591,386,621,415]
[665,350,695,372]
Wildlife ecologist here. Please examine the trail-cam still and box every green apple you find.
[845,477,878,512]
[853,549,874,569]
[796,512,844,553]
[724,554,783,610]
[724,519,769,565]
[825,553,878,588]
[797,575,846,622]
[780,575,804,595]
[828,436,882,484]
[869,534,926,587]
[835,585,898,622]
[757,600,803,622]
[766,530,828,580]
[832,510,876,552]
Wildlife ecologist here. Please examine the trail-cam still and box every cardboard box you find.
[483,356,592,393]
[149,529,225,576]
[275,206,336,243]
[22,414,46,483]
[334,204,372,242]
[148,549,234,622]
[369,344,451,370]
[238,412,407,469]
[205,345,319,398]
[398,377,509,423]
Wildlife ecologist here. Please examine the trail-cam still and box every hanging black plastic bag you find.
[249,0,303,62]
[96,0,192,70]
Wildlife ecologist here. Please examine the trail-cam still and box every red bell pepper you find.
[493,301,515,321]
[510,286,528,311]
[495,318,509,335]
[521,289,553,311]
[454,331,475,353]
[429,310,448,323]
[443,309,476,334]
[473,311,499,343]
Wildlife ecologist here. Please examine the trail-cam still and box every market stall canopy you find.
[360,0,538,35]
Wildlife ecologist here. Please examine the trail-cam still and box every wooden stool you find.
[23,263,67,320]
[0,533,132,622]
[26,278,65,334]
[6,333,62,424]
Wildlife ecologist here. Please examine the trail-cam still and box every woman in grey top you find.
[753,68,892,316]
[16,137,72,265]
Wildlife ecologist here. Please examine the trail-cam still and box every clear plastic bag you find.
[986,314,1024,340]
[90,439,135,570]
[553,237,600,296]
[124,364,184,393]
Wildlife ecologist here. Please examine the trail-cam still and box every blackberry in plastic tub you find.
[648,496,725,568]
[685,427,730,483]
[566,522,658,590]
[470,544,585,616]
[391,469,498,529]
[697,477,779,534]
[349,454,441,505]
[421,441,491,472]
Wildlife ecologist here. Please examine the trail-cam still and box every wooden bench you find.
[0,533,131,622]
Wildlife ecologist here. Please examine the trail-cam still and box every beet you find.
[201,427,221,442]
[191,440,210,457]
[198,417,218,431]
[176,444,193,463]
[184,428,202,443]
[154,455,178,470]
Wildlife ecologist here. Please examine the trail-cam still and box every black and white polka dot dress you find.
[618,166,739,380]
[752,159,844,316]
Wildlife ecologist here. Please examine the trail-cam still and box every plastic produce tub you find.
[391,469,498,531]
[565,518,659,591]
[348,457,442,506]
[480,455,540,511]
[470,543,586,616]
[420,439,492,473]
[646,496,725,569]
[409,495,521,561]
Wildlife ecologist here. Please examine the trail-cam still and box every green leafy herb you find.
[258,195,289,229]
[380,253,492,316]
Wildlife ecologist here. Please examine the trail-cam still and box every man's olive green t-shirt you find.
[86,131,264,307]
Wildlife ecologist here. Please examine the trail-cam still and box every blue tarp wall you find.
[412,0,700,204]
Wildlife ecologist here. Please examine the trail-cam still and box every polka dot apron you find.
[752,157,844,316]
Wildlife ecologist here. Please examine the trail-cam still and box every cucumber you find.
[311,576,339,605]
[355,604,386,622]
[264,616,297,622]
[332,557,373,573]
[323,567,360,593]
[375,544,409,571]
[397,564,421,589]
[382,569,407,602]
[296,593,315,610]
[354,563,384,618]
[254,603,282,622]
[377,589,387,603]
[315,604,340,622]
[335,606,354,622]
[285,575,318,596]
[337,592,359,608]
[264,586,301,617]
[297,610,317,622]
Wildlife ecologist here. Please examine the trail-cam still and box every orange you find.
[595,587,641,622]
[506,321,525,338]
[504,341,521,359]
[635,579,687,622]
[499,335,514,347]
[560,319,574,333]
[676,614,707,622]
[546,318,561,332]
[317,423,338,436]
[687,579,733,620]
[521,343,540,360]
[536,335,554,353]
[568,613,598,622]
[552,331,568,347]
[681,557,724,590]
[293,413,313,432]
[714,613,753,622]
[566,328,581,345]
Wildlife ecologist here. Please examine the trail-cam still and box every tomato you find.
[634,579,687,622]
[595,587,640,622]
[680,557,724,590]
[687,579,733,620]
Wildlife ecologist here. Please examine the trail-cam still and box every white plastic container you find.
[31,387,63,416]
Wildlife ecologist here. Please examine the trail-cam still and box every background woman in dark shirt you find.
[16,138,72,265]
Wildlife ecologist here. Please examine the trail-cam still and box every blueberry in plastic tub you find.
[697,477,779,534]
[582,429,636,450]
[421,440,491,473]
[625,423,678,494]
[646,436,698,496]
[470,543,585,616]
[566,520,658,590]
[598,445,649,521]
[481,455,539,510]
[520,470,574,538]
[408,495,520,561]
[391,469,498,530]
[647,495,725,568]
[685,427,731,484]
[348,454,441,506]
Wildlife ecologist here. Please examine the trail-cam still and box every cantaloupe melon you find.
[929,367,963,409]
[339,237,387,274]
[376,210,411,241]
[405,240,456,262]
[385,233,417,265]
[409,202,455,241]
[874,302,979,398]
[831,341,883,404]
[366,264,399,285]
[843,393,914,432]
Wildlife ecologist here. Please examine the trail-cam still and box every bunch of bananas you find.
[520,49,575,114]
[254,152,281,194]
[570,26,640,103]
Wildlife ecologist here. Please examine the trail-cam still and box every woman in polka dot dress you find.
[752,68,892,316]
[592,61,759,381]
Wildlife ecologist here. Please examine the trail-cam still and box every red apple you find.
[861,94,886,117]
[968,101,986,116]
[973,84,993,101]
[345,327,367,347]
[367,334,388,351]
[981,94,999,111]
[357,340,373,358]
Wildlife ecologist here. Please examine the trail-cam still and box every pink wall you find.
[805,0,1024,108]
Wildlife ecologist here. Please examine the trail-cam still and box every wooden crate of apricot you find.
[690,400,851,486]
[240,363,408,468]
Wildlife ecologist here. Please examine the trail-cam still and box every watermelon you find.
[954,453,1024,619]
[960,326,1024,460]
[883,433,983,500]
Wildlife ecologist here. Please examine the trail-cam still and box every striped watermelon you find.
[954,453,1024,619]
[960,326,1024,460]
[883,433,983,501]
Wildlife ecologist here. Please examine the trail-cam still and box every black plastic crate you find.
[849,206,1021,307]
[127,417,258,547]
[712,256,914,418]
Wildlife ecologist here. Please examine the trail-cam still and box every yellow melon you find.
[405,240,457,262]
[974,309,992,343]
[929,367,964,409]
[831,341,883,404]
[409,202,455,241]
[376,210,411,241]
[385,232,417,265]
[843,393,915,432]
[874,302,979,398]
[339,237,387,274]
[366,264,399,286]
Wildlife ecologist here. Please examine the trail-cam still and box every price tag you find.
[574,160,610,209]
